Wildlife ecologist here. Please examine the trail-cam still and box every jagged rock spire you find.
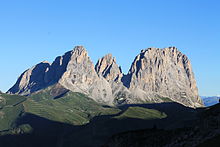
[95,54,122,82]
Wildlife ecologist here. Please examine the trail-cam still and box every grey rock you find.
[123,47,203,107]
[8,46,114,105]
[95,54,123,82]
[58,46,114,104]
[95,54,133,105]
[8,46,203,107]
[44,50,73,85]
[8,61,50,95]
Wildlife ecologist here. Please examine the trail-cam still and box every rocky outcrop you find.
[58,46,113,104]
[44,50,73,85]
[8,61,50,95]
[8,46,114,105]
[8,46,203,107]
[123,47,202,107]
[95,54,123,82]
[95,54,133,104]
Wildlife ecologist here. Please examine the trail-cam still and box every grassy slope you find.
[0,86,169,143]
[0,93,26,131]
[26,87,167,124]
[0,89,169,128]
[114,106,167,120]
[0,89,177,147]
[0,93,26,106]
[24,91,120,125]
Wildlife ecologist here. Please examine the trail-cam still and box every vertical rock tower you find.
[95,54,123,82]
[123,47,202,107]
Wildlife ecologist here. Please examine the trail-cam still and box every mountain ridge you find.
[201,96,220,107]
[8,46,203,108]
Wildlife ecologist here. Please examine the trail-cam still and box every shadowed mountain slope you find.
[0,90,203,147]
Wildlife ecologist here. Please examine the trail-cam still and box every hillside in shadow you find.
[105,103,220,147]
[0,113,78,147]
[0,102,200,147]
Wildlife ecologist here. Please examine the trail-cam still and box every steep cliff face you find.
[58,46,113,104]
[95,54,131,104]
[7,51,73,96]
[8,46,114,105]
[124,47,202,107]
[8,46,203,107]
[44,50,73,85]
[95,54,123,82]
[8,61,50,95]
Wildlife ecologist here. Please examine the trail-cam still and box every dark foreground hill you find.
[0,87,207,147]
[105,103,220,147]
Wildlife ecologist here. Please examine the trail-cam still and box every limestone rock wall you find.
[8,46,203,107]
[124,47,202,107]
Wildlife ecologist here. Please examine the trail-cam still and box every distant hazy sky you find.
[0,0,219,96]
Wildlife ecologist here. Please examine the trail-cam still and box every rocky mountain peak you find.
[41,60,50,64]
[8,46,203,108]
[58,47,114,104]
[95,54,122,82]
[8,46,114,105]
[72,45,86,52]
[71,46,88,63]
[8,61,51,95]
[124,47,203,107]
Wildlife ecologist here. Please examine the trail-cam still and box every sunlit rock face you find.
[95,54,123,82]
[95,54,131,105]
[8,46,203,108]
[8,46,114,105]
[58,46,114,105]
[123,47,203,107]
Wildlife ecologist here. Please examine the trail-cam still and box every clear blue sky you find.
[0,0,219,96]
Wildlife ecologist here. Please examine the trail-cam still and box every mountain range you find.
[201,96,220,107]
[7,46,203,108]
[4,46,220,147]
